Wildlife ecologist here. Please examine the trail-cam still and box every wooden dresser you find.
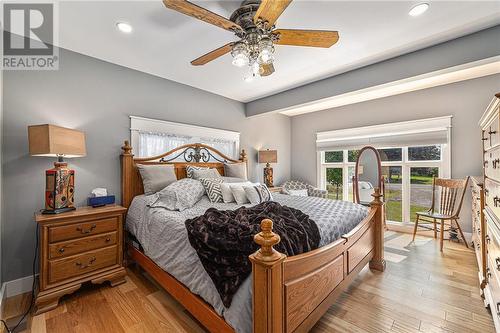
[480,92,500,330]
[471,176,487,294]
[34,205,127,314]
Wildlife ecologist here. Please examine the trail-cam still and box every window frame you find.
[318,144,450,223]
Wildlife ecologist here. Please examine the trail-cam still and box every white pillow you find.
[288,189,308,197]
[244,184,273,204]
[230,184,259,205]
[221,181,251,203]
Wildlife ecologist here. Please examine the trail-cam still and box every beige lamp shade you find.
[258,149,277,164]
[28,124,86,158]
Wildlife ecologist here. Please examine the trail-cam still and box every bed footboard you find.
[249,189,385,333]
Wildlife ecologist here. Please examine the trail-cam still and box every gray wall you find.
[2,47,291,282]
[290,74,500,232]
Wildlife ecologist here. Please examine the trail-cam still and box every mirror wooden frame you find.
[353,146,383,204]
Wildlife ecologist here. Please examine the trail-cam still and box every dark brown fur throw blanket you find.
[185,201,320,308]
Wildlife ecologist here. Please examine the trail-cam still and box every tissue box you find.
[88,195,115,208]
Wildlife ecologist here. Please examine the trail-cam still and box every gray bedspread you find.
[126,193,368,333]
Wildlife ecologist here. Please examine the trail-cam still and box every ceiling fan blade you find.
[273,29,339,48]
[259,63,275,77]
[254,0,292,26]
[163,0,242,33]
[191,42,235,66]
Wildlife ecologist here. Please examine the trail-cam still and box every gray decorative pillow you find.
[186,165,208,178]
[191,168,221,180]
[199,178,224,203]
[243,184,273,204]
[224,162,247,180]
[137,164,177,195]
[149,178,205,211]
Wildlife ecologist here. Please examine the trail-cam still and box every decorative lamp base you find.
[264,163,274,188]
[44,161,75,214]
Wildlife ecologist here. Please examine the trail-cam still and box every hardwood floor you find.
[3,232,495,333]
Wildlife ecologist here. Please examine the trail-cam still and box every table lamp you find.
[258,149,277,188]
[28,124,86,214]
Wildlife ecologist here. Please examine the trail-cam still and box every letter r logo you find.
[3,3,54,56]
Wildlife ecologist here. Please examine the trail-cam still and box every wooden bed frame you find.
[120,140,385,333]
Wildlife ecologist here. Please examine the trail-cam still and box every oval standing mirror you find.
[353,146,382,205]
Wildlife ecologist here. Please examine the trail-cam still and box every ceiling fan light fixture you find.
[231,42,250,67]
[408,3,429,17]
[257,37,275,64]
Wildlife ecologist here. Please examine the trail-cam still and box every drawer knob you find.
[76,224,97,234]
[497,302,500,316]
[486,235,491,244]
[496,258,500,270]
[487,268,492,278]
[482,137,489,141]
[489,130,497,135]
[59,248,65,253]
[75,257,96,269]
[105,237,111,242]
[494,197,500,207]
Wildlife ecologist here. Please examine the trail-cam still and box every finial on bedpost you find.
[249,219,286,333]
[253,219,282,262]
[122,140,132,155]
[369,188,386,272]
[240,149,247,162]
[121,140,134,209]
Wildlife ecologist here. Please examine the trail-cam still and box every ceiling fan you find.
[163,0,339,81]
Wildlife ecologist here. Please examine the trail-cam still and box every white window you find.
[317,116,451,224]
[130,116,240,159]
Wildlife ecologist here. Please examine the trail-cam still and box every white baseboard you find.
[4,275,37,298]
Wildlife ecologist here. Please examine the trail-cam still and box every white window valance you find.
[130,116,240,158]
[316,116,452,151]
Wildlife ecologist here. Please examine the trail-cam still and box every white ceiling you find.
[56,1,500,102]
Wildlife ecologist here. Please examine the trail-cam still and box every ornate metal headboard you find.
[120,140,247,208]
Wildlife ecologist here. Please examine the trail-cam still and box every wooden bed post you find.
[121,140,134,208]
[369,188,386,272]
[249,219,286,333]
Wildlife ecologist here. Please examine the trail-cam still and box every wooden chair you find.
[412,176,470,251]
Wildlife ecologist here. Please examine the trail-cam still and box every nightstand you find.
[34,205,127,314]
[268,186,283,193]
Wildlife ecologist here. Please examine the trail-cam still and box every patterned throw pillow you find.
[243,184,273,204]
[186,165,208,179]
[149,178,205,211]
[199,178,224,203]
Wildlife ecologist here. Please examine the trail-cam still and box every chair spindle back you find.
[430,177,470,217]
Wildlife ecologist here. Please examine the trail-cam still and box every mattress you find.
[126,193,368,333]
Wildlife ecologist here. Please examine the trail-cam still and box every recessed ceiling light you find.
[409,3,429,17]
[116,22,133,33]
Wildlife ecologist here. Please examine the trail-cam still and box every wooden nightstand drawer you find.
[49,217,118,243]
[35,205,127,314]
[48,245,118,284]
[49,232,117,259]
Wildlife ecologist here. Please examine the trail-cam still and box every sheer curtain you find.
[138,131,238,160]
[138,131,190,157]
